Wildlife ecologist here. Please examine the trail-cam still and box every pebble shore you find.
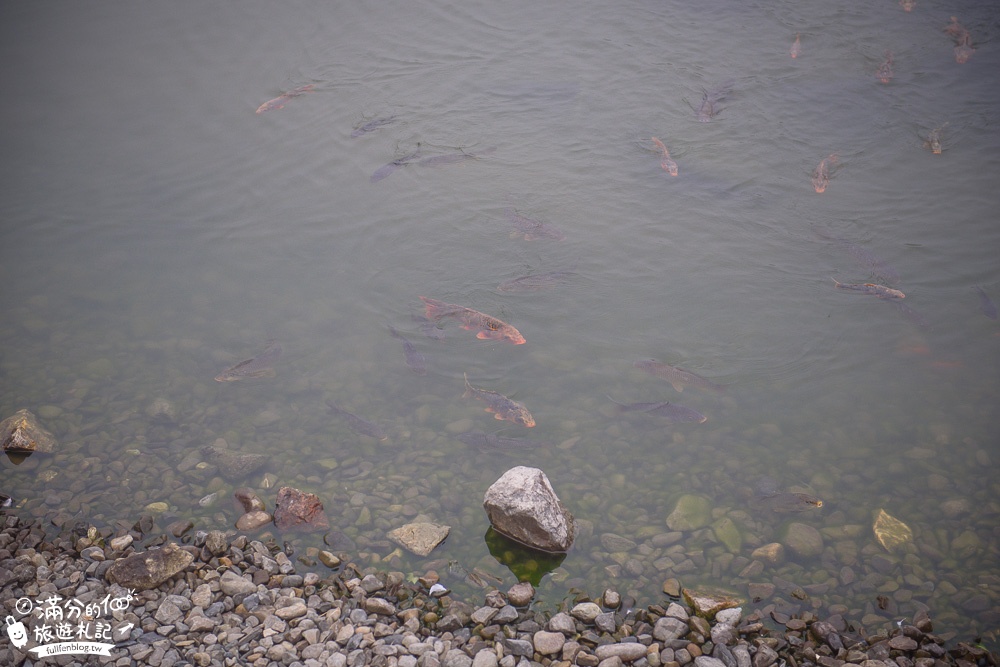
[1,514,995,667]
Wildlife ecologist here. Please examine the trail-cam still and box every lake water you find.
[2,0,998,646]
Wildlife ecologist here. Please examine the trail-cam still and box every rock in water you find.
[1,409,57,453]
[682,587,744,620]
[201,445,268,481]
[387,522,451,556]
[873,509,913,553]
[665,494,712,531]
[273,487,330,532]
[482,466,576,553]
[105,543,194,591]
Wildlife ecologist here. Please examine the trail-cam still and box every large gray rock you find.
[483,466,575,553]
[1,409,57,454]
[105,543,194,591]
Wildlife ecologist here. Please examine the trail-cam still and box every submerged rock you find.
[1,409,57,454]
[105,543,194,591]
[201,444,268,481]
[273,486,329,532]
[781,522,824,558]
[483,466,576,553]
[873,508,913,553]
[387,522,450,557]
[665,494,712,531]
[683,587,743,620]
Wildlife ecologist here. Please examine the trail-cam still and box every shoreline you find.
[1,513,996,667]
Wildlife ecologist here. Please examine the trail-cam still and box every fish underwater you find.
[811,154,838,193]
[696,80,734,122]
[388,325,427,374]
[875,51,894,84]
[609,397,707,423]
[497,270,576,293]
[814,229,899,284]
[832,278,905,299]
[326,400,388,440]
[973,286,998,320]
[923,123,948,155]
[503,207,566,241]
[214,340,282,381]
[351,115,398,137]
[750,478,823,513]
[463,374,535,427]
[419,296,525,344]
[651,137,678,176]
[255,84,315,114]
[633,359,726,393]
[370,149,421,183]
[790,33,802,59]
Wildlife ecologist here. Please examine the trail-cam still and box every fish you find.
[696,80,734,122]
[463,374,535,427]
[651,137,678,176]
[388,325,427,374]
[419,296,525,344]
[875,50,893,84]
[255,84,315,114]
[832,278,905,299]
[753,492,824,513]
[899,0,915,11]
[214,340,282,381]
[503,208,566,241]
[814,230,899,284]
[954,33,975,64]
[370,149,421,183]
[811,154,838,193]
[923,123,947,155]
[351,115,398,137]
[609,397,707,423]
[417,146,497,168]
[973,286,998,320]
[790,33,802,59]
[943,16,967,40]
[325,400,388,440]
[633,359,726,394]
[458,431,536,449]
[497,271,576,293]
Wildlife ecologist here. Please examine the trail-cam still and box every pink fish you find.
[875,51,894,84]
[790,33,801,59]
[651,137,678,176]
[419,297,525,344]
[811,154,838,193]
[255,84,315,114]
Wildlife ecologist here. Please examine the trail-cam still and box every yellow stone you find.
[873,509,913,553]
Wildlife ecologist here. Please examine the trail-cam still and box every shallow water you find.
[2,0,999,645]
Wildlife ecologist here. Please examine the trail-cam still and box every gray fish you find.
[503,208,566,241]
[215,340,282,382]
[388,325,427,374]
[609,397,707,423]
[497,271,576,293]
[464,373,535,427]
[351,115,398,137]
[633,359,726,393]
[752,492,824,513]
[326,400,388,440]
[458,431,536,449]
[696,80,734,122]
[832,278,904,299]
[370,149,421,183]
[973,286,998,320]
[815,230,899,284]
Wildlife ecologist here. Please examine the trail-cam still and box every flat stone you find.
[387,522,450,557]
[781,523,824,558]
[653,616,688,642]
[275,601,308,619]
[595,643,648,662]
[105,543,194,591]
[507,581,535,606]
[533,630,566,655]
[665,494,712,531]
[219,570,257,596]
[682,587,743,620]
[201,445,268,481]
[571,602,602,622]
[236,511,272,531]
[273,486,330,532]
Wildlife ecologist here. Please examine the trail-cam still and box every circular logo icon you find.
[14,597,33,615]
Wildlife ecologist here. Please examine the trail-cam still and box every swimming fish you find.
[463,374,535,427]
[351,116,398,137]
[811,154,838,193]
[953,33,975,64]
[651,137,678,176]
[609,397,707,423]
[973,286,998,320]
[214,340,282,381]
[790,33,802,59]
[419,297,525,344]
[503,208,566,241]
[370,149,421,183]
[417,146,497,168]
[923,124,947,155]
[899,0,915,11]
[458,431,536,449]
[325,400,388,440]
[388,325,427,374]
[832,278,905,299]
[814,230,899,284]
[633,359,726,393]
[255,84,315,114]
[753,492,824,513]
[875,51,894,84]
[497,271,576,293]
[696,80,734,122]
